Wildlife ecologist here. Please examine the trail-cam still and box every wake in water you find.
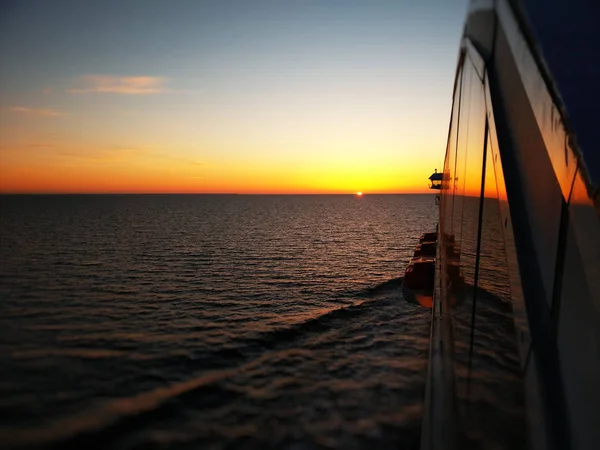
[1,277,431,450]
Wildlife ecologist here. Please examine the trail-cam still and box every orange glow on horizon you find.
[0,170,434,195]
[0,144,440,194]
[0,103,446,195]
[0,84,448,195]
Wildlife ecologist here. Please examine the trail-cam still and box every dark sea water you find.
[0,194,437,449]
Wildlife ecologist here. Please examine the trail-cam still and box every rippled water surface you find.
[0,194,437,449]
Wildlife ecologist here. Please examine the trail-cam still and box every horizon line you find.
[0,191,436,196]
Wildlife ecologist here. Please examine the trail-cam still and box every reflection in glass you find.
[451,58,473,261]
[459,144,525,448]
[485,76,531,364]
[438,54,527,448]
[447,58,486,416]
[440,60,464,310]
[441,63,463,252]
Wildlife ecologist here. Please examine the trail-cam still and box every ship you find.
[414,1,600,449]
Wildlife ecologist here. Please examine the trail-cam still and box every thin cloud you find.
[53,146,204,167]
[11,107,64,117]
[55,147,145,161]
[28,143,55,149]
[69,75,168,95]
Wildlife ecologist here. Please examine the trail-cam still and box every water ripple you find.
[0,194,437,449]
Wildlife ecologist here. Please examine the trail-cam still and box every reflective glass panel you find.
[449,57,486,400]
[485,75,531,366]
[460,142,526,448]
[451,59,473,259]
[440,63,464,249]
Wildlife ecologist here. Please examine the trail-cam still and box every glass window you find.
[439,51,531,448]
[440,63,463,250]
[484,76,531,366]
[450,58,472,255]
[460,142,526,448]
[447,57,487,409]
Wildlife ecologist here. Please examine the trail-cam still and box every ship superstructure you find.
[421,1,600,449]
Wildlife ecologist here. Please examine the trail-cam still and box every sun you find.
[356,191,363,196]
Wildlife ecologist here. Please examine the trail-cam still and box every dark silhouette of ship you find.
[413,1,600,449]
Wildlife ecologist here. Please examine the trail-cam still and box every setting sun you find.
[356,192,363,196]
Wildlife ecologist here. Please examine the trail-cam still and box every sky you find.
[0,0,468,194]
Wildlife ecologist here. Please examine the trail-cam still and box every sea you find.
[0,194,438,449]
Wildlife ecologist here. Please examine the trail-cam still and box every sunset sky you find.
[0,0,468,194]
